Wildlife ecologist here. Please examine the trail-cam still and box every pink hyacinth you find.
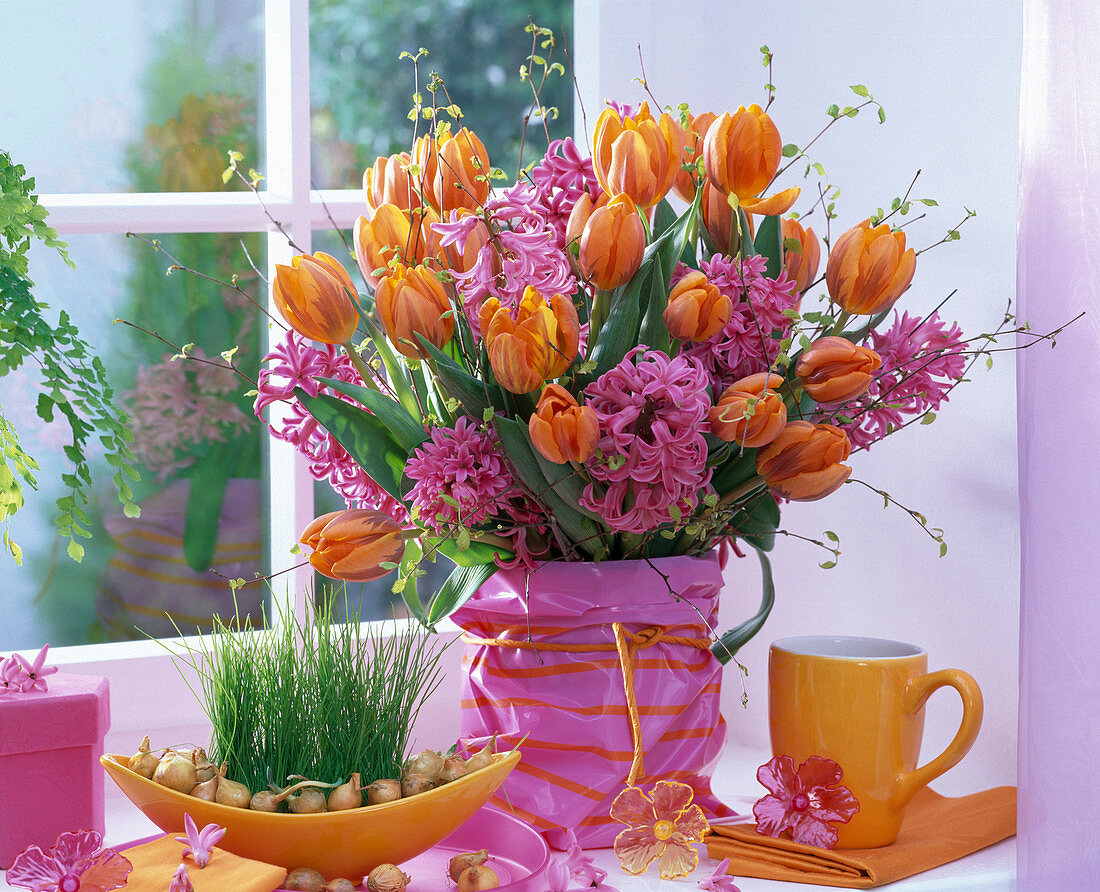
[405,416,519,533]
[0,644,59,695]
[678,254,800,395]
[581,348,713,533]
[175,813,225,869]
[254,331,406,521]
[839,311,967,449]
[433,182,576,336]
[529,138,602,249]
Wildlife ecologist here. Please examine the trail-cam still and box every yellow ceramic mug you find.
[768,635,983,848]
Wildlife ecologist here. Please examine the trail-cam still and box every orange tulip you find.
[374,263,455,358]
[578,193,646,291]
[795,336,882,404]
[825,219,916,315]
[781,217,821,294]
[299,508,405,583]
[703,105,800,215]
[529,383,600,464]
[412,132,440,207]
[433,127,491,215]
[700,179,746,256]
[353,204,440,290]
[756,420,852,502]
[363,151,422,218]
[664,270,733,341]
[672,111,717,202]
[592,102,683,210]
[480,287,581,394]
[272,252,359,345]
[709,373,787,448]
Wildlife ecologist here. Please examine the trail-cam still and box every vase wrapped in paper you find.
[247,31,1013,846]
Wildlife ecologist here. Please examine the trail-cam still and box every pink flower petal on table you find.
[74,850,133,892]
[562,828,607,887]
[169,863,194,892]
[609,786,657,828]
[612,825,664,875]
[697,858,742,892]
[654,836,700,880]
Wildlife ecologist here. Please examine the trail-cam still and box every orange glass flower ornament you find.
[578,193,646,291]
[795,336,882,404]
[781,217,821,294]
[528,383,600,464]
[363,151,422,218]
[664,270,734,341]
[433,127,491,215]
[299,508,405,583]
[272,252,359,345]
[671,110,717,202]
[592,102,684,210]
[756,420,852,501]
[703,105,800,215]
[374,262,455,359]
[709,372,788,448]
[354,205,440,290]
[825,219,916,315]
[610,781,711,879]
[480,287,581,394]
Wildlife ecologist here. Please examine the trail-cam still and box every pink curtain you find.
[1017,1,1100,884]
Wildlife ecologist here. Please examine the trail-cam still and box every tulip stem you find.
[719,475,767,507]
[590,289,611,342]
[342,342,381,392]
[830,310,852,337]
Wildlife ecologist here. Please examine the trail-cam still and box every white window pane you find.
[2,0,264,194]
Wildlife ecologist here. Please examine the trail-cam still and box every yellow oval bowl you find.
[101,751,520,878]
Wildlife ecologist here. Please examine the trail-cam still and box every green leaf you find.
[416,334,501,420]
[754,214,784,279]
[651,199,677,240]
[636,254,670,357]
[711,547,775,662]
[826,104,840,118]
[360,316,421,420]
[850,84,870,97]
[733,490,780,552]
[399,539,427,624]
[427,561,499,627]
[296,388,410,502]
[781,143,799,158]
[183,447,230,572]
[425,535,514,567]
[878,107,887,124]
[317,377,428,453]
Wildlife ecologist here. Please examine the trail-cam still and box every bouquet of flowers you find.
[253,48,995,660]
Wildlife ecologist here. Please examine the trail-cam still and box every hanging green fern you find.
[0,151,140,563]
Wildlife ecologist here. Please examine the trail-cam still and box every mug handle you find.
[892,669,984,809]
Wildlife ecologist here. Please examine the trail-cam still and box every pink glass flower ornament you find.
[752,755,860,849]
[174,812,226,868]
[6,829,132,892]
[696,858,742,892]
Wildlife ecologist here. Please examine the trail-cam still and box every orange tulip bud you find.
[703,106,799,215]
[795,336,882,405]
[272,252,359,345]
[480,287,581,394]
[578,193,645,291]
[529,383,599,464]
[672,111,717,203]
[825,219,916,315]
[363,151,422,218]
[353,205,440,290]
[756,420,852,502]
[433,127,491,215]
[700,179,743,256]
[592,102,683,210]
[664,270,734,341]
[299,508,405,583]
[781,217,821,294]
[709,372,787,448]
[374,263,455,358]
[565,190,599,247]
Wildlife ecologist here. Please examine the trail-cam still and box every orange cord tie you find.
[462,624,712,786]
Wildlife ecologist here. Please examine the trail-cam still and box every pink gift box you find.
[0,672,110,868]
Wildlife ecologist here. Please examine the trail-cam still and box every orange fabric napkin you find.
[705,786,1016,888]
[121,834,287,892]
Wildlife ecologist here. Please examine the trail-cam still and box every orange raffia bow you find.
[462,623,712,785]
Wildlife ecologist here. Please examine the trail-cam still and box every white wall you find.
[576,0,1022,794]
